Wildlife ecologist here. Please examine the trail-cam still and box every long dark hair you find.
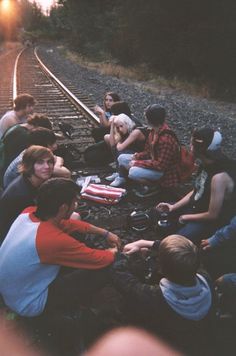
[103,92,121,111]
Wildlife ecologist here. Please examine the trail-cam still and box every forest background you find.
[1,0,236,99]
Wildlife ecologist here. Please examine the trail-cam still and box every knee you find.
[118,154,128,167]
[128,167,139,181]
[104,134,110,145]
[216,273,236,290]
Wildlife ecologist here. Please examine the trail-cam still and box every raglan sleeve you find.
[36,223,115,269]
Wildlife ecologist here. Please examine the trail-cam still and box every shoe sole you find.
[134,189,160,198]
[105,174,119,182]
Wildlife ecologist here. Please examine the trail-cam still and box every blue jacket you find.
[208,216,236,248]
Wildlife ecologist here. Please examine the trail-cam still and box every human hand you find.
[109,115,116,124]
[156,202,172,213]
[201,239,211,251]
[108,246,118,254]
[129,160,136,167]
[123,242,141,255]
[178,215,187,224]
[94,105,104,115]
[107,232,121,249]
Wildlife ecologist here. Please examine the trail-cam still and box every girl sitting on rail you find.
[92,92,121,143]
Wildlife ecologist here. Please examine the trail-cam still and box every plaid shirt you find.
[134,123,180,187]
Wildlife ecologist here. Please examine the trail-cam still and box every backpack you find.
[84,141,114,167]
[159,129,195,182]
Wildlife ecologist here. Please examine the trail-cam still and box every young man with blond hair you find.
[112,235,213,353]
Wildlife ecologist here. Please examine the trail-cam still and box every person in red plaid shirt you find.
[112,104,180,197]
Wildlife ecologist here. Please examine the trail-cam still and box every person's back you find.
[3,151,24,188]
[0,94,35,139]
[0,178,118,317]
[0,111,21,140]
[3,125,29,169]
[0,207,60,316]
[0,175,36,243]
[3,113,52,171]
[112,235,214,353]
[116,105,180,194]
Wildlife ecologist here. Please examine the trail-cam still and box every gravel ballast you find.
[38,44,236,158]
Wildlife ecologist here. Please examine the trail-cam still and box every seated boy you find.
[112,235,214,353]
[0,178,120,317]
[154,127,236,245]
[116,104,180,196]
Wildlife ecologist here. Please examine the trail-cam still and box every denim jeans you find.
[118,153,163,182]
[177,220,218,245]
[160,206,221,246]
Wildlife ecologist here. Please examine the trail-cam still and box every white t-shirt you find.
[0,111,26,139]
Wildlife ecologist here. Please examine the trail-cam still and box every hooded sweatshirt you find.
[159,274,212,321]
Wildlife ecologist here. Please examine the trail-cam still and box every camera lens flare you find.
[1,0,11,13]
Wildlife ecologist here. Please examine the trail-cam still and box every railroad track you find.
[0,46,190,233]
[15,47,104,166]
[0,45,162,237]
[0,45,232,356]
[0,44,22,116]
[0,45,162,354]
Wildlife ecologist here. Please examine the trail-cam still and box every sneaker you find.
[105,172,119,182]
[109,162,117,169]
[133,185,160,198]
[110,176,126,187]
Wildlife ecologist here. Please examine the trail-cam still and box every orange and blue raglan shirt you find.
[0,207,114,317]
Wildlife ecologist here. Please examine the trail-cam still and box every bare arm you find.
[123,239,155,255]
[87,224,121,249]
[116,129,144,152]
[108,117,117,147]
[1,117,17,135]
[180,173,230,223]
[94,105,110,127]
[53,155,71,178]
[156,190,194,213]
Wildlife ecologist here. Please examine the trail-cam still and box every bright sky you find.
[31,0,56,13]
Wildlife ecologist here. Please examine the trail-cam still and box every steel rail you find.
[12,48,25,100]
[34,47,100,124]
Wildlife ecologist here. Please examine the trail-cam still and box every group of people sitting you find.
[0,91,236,353]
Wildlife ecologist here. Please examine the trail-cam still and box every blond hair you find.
[159,235,200,284]
[114,114,136,142]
